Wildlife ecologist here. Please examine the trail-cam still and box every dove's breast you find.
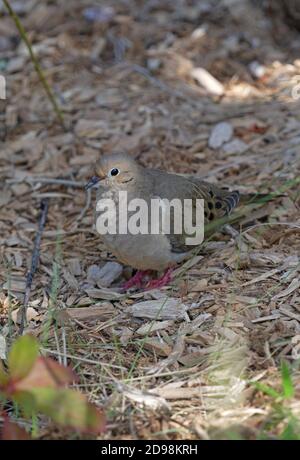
[101,232,179,271]
[95,188,184,271]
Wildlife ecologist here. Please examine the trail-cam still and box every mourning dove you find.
[85,152,261,289]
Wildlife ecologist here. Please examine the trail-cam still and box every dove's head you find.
[85,153,141,190]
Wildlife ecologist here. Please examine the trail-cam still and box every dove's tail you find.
[205,190,284,235]
[223,190,240,214]
[239,191,285,206]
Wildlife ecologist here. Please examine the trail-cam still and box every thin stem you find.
[3,0,65,128]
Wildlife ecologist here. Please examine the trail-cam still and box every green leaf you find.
[12,391,38,418]
[30,387,105,434]
[8,335,39,382]
[281,360,294,399]
[4,336,105,435]
[254,382,281,399]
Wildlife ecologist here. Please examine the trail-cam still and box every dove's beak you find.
[85,176,102,190]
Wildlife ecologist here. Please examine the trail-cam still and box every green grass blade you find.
[3,0,65,128]
[281,360,295,399]
[253,382,281,399]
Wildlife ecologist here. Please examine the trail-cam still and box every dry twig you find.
[18,199,49,334]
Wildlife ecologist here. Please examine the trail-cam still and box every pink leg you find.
[123,270,151,290]
[145,268,173,290]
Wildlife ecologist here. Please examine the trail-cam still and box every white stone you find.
[249,61,266,79]
[190,67,224,96]
[209,122,233,149]
[223,138,248,154]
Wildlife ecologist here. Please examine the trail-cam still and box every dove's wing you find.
[144,169,240,253]
[185,176,240,220]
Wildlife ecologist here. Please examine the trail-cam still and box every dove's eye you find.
[109,168,120,177]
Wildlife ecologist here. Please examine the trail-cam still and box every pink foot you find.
[145,268,173,290]
[123,270,151,290]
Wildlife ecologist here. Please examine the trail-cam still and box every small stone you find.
[222,139,247,154]
[249,61,266,79]
[191,25,208,40]
[96,262,123,288]
[83,6,115,23]
[147,58,161,72]
[87,262,123,288]
[209,122,233,149]
[87,265,102,285]
[190,67,224,96]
